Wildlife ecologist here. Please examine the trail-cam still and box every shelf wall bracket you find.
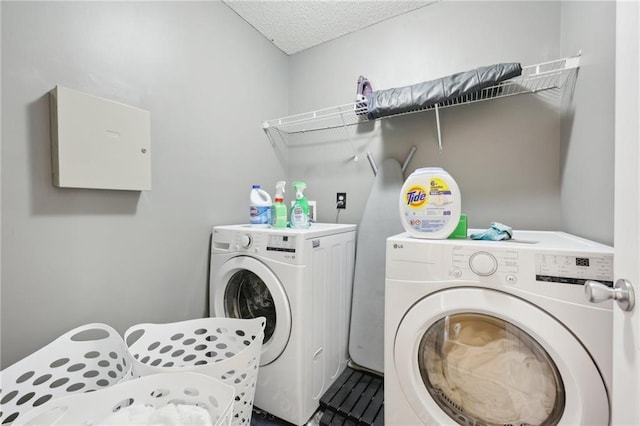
[402,146,417,173]
[367,146,416,178]
[366,152,378,176]
[340,111,359,162]
[435,104,443,151]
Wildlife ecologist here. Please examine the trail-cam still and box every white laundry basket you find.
[0,323,132,425]
[12,372,235,426]
[124,317,265,426]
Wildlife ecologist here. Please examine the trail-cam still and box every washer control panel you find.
[469,251,499,276]
[535,253,614,287]
[237,234,253,249]
[213,228,304,264]
[451,246,519,283]
[266,234,297,253]
[449,246,614,287]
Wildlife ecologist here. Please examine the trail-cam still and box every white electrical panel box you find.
[49,86,152,190]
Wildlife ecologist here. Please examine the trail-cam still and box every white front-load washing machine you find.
[385,230,614,426]
[210,223,356,425]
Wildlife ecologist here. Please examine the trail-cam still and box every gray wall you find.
[1,1,288,368]
[285,1,614,246]
[287,1,562,229]
[560,1,615,245]
[1,0,616,369]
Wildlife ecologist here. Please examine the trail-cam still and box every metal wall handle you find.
[585,278,635,312]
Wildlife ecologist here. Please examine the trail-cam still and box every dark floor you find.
[319,367,384,426]
[250,407,297,426]
[250,367,383,426]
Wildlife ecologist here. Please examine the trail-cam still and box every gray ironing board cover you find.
[348,158,405,374]
[365,62,522,120]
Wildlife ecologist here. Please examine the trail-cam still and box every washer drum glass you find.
[418,313,565,426]
[224,270,276,343]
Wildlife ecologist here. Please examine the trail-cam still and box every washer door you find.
[213,256,291,366]
[394,288,609,426]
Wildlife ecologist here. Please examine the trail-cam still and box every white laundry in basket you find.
[96,403,213,426]
[11,372,235,426]
[124,317,265,426]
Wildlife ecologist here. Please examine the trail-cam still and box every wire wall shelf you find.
[262,55,580,137]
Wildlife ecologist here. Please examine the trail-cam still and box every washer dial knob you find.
[238,234,253,249]
[469,251,498,276]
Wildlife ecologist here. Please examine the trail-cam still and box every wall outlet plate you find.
[337,192,346,209]
[308,201,317,221]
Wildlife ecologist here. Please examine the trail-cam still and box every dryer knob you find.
[238,234,252,249]
[469,251,498,276]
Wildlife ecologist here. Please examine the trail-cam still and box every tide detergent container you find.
[399,167,461,239]
[250,184,272,227]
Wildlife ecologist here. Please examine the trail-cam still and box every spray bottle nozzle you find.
[274,181,286,203]
[292,182,306,190]
[292,182,306,200]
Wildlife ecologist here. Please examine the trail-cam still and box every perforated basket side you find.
[0,323,132,425]
[124,317,265,426]
[11,372,235,426]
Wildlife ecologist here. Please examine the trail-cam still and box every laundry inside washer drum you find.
[224,270,277,342]
[419,313,565,426]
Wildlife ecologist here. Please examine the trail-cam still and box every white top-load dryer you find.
[385,230,613,426]
[210,223,356,425]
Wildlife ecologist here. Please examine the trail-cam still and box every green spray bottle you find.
[290,182,310,229]
[271,181,288,228]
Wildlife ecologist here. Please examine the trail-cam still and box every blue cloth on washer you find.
[470,222,513,240]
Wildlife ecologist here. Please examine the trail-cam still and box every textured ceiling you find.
[222,0,438,55]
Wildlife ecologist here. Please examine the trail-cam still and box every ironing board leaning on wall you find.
[349,150,414,374]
